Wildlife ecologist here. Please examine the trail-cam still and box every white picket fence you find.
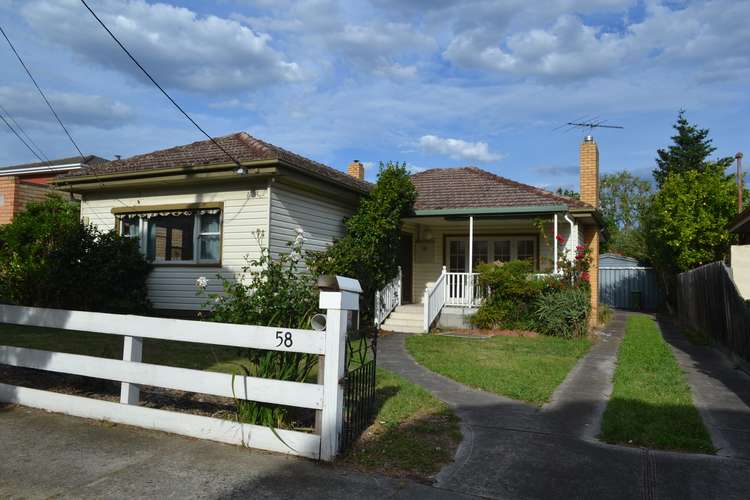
[0,276,361,461]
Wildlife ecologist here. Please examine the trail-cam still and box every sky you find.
[0,0,747,191]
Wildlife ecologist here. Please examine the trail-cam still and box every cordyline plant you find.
[199,229,318,429]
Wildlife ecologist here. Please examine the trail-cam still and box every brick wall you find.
[0,176,18,225]
[579,136,599,207]
[579,136,600,322]
[16,181,56,214]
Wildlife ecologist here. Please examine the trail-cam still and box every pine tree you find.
[653,110,733,187]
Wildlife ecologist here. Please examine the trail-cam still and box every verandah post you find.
[120,335,143,404]
[318,275,361,461]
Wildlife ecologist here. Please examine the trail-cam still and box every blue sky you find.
[0,0,747,191]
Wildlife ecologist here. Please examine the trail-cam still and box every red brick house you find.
[0,156,106,224]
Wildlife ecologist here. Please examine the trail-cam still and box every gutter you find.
[0,163,82,177]
[414,205,569,217]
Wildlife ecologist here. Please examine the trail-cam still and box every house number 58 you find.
[275,331,293,348]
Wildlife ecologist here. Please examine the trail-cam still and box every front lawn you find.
[406,334,591,405]
[342,368,460,481]
[600,314,713,453]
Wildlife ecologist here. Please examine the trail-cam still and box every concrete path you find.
[0,404,477,500]
[377,311,750,499]
[658,316,750,461]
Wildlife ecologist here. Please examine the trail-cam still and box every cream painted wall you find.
[730,245,750,300]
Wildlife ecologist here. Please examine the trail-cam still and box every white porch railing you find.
[423,268,447,331]
[445,272,485,307]
[374,266,401,327]
[0,276,361,462]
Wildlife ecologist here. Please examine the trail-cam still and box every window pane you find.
[199,235,220,261]
[473,240,489,267]
[493,240,511,262]
[121,217,140,238]
[517,240,535,262]
[200,213,220,233]
[146,215,194,262]
[448,240,466,272]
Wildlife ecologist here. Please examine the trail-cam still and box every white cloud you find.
[21,0,304,93]
[0,86,134,129]
[418,135,503,163]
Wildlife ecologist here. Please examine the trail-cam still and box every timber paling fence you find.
[676,261,750,361]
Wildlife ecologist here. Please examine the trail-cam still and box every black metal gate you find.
[340,325,378,451]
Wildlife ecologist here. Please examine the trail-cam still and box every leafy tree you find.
[307,162,417,320]
[599,171,651,259]
[643,168,736,275]
[653,110,733,188]
[555,187,579,199]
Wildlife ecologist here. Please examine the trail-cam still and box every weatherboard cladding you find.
[410,167,592,212]
[59,132,370,194]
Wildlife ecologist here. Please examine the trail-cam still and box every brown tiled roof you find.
[59,132,371,193]
[0,155,107,171]
[411,167,592,212]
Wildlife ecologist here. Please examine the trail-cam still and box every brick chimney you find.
[579,135,599,207]
[347,160,365,181]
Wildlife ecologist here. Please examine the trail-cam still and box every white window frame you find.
[446,236,537,271]
[119,211,222,266]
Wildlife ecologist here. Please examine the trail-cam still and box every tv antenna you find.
[554,115,624,134]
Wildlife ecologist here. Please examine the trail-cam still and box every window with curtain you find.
[517,239,535,262]
[117,208,222,264]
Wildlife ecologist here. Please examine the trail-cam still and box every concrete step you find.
[382,318,423,328]
[380,324,424,334]
[393,304,423,314]
[388,311,423,321]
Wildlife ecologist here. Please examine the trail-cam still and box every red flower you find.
[581,271,590,281]
[576,245,585,251]
[555,235,565,243]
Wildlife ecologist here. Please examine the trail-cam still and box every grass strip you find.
[342,368,460,481]
[406,335,591,405]
[600,314,714,453]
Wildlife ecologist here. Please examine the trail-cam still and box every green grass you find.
[406,335,591,405]
[0,324,257,374]
[600,314,714,453]
[343,368,461,480]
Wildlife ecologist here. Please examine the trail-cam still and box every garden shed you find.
[599,253,663,311]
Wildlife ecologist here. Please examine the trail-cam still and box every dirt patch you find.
[437,328,539,338]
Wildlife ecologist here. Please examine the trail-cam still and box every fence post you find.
[120,336,143,404]
[318,275,361,462]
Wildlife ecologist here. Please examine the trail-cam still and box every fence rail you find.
[374,266,401,327]
[0,277,362,461]
[676,262,750,361]
[423,268,447,331]
[445,272,485,307]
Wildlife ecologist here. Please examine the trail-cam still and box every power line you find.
[0,24,86,161]
[0,102,51,164]
[78,0,242,168]
[0,108,47,164]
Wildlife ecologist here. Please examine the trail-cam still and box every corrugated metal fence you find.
[599,266,664,310]
[676,262,750,362]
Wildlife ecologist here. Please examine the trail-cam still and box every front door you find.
[399,233,413,303]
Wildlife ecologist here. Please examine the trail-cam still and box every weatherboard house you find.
[52,133,602,330]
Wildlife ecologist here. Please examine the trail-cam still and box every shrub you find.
[0,195,150,313]
[201,230,319,428]
[307,162,416,323]
[471,260,545,329]
[532,287,591,338]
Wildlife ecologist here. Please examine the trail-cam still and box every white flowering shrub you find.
[199,229,318,427]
